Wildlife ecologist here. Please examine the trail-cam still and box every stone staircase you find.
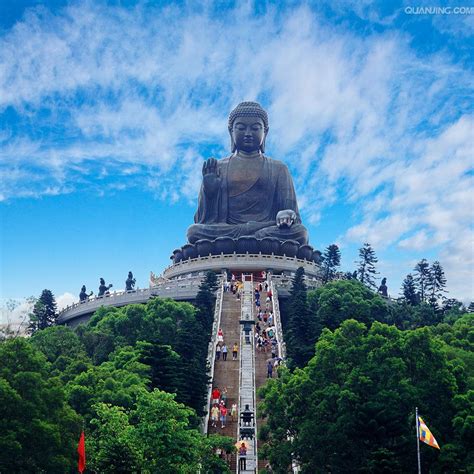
[207,292,241,471]
[206,277,282,473]
[254,280,274,473]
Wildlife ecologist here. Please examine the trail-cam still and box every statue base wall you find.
[162,252,321,280]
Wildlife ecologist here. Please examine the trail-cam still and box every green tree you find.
[427,261,447,309]
[28,289,57,334]
[195,271,218,333]
[321,244,341,284]
[401,274,418,305]
[442,299,465,322]
[414,259,431,303]
[66,345,150,420]
[174,313,210,418]
[30,325,91,382]
[88,389,232,473]
[140,342,180,395]
[356,243,379,289]
[88,402,144,472]
[412,302,441,327]
[73,297,212,419]
[260,320,466,473]
[307,279,389,339]
[285,267,313,368]
[0,338,81,473]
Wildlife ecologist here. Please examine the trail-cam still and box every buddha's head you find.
[228,101,269,153]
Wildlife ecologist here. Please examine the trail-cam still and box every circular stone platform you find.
[162,252,321,280]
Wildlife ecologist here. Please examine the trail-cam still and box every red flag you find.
[77,430,86,473]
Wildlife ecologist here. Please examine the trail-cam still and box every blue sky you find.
[1,0,473,320]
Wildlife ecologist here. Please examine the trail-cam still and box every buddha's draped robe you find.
[187,154,308,245]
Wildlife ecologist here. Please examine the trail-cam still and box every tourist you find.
[217,328,224,343]
[267,360,273,378]
[267,289,272,300]
[263,338,270,352]
[232,342,238,360]
[239,442,247,471]
[268,311,273,325]
[274,357,283,377]
[212,387,221,405]
[216,343,221,360]
[231,403,237,422]
[220,404,227,428]
[222,343,228,361]
[211,404,219,428]
[221,387,228,406]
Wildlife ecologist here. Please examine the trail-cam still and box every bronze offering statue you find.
[187,102,308,247]
[125,271,136,291]
[98,278,113,296]
[378,277,388,297]
[79,285,93,302]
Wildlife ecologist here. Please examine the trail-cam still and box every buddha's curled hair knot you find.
[228,101,269,131]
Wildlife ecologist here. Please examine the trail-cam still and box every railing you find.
[237,275,258,473]
[163,253,321,279]
[57,276,206,323]
[268,276,302,473]
[271,274,322,294]
[201,281,224,434]
[269,278,286,360]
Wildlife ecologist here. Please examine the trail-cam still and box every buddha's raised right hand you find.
[202,158,221,196]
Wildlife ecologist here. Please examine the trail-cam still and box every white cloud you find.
[0,2,472,300]
[56,292,76,310]
[398,230,431,250]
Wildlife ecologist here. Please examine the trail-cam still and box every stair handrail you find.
[236,274,258,473]
[270,278,286,360]
[201,280,224,434]
[270,277,301,473]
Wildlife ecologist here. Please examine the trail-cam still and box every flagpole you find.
[415,407,421,474]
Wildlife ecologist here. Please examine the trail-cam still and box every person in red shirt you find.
[212,387,221,405]
[220,404,227,428]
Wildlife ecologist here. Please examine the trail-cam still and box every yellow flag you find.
[418,416,440,449]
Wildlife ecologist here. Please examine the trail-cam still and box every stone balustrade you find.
[57,276,205,325]
[201,283,224,434]
[163,252,322,280]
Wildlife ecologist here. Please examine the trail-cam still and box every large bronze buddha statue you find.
[187,102,309,247]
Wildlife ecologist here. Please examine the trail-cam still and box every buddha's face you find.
[231,115,266,153]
